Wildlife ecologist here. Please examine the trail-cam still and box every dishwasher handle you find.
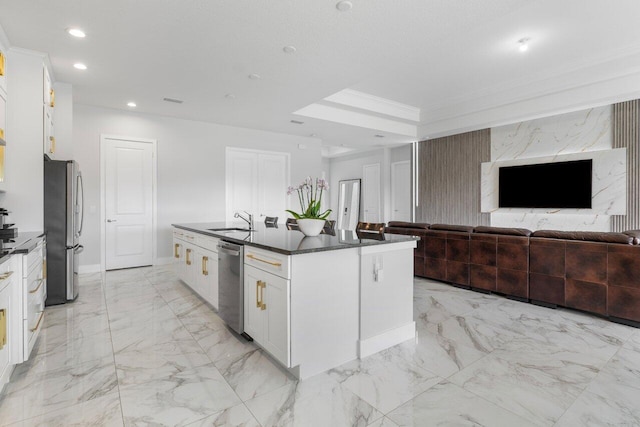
[217,243,242,257]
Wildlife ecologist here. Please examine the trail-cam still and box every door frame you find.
[100,134,158,271]
[391,160,411,221]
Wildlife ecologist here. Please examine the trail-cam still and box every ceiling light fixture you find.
[518,38,530,52]
[127,102,137,107]
[67,28,86,38]
[73,63,87,70]
[283,45,297,54]
[248,73,261,80]
[336,1,353,11]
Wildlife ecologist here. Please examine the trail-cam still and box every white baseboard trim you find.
[358,322,416,358]
[78,264,102,274]
[155,257,175,266]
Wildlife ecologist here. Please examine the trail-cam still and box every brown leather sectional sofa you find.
[385,222,640,327]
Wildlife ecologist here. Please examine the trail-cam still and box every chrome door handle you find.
[107,219,117,222]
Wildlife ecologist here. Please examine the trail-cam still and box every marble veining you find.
[2,269,640,426]
[483,106,626,231]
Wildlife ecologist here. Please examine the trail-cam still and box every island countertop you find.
[172,222,418,255]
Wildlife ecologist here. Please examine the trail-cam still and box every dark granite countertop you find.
[0,231,45,263]
[172,222,418,255]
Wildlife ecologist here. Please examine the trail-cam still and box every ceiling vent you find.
[163,97,184,104]
[290,120,304,125]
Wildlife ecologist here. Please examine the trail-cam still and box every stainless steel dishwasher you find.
[217,240,245,335]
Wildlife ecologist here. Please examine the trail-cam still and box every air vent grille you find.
[290,120,304,125]
[163,97,184,104]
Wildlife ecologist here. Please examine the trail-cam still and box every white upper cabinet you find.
[42,65,55,157]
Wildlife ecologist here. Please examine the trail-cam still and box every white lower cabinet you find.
[173,229,219,309]
[244,264,290,367]
[0,254,19,394]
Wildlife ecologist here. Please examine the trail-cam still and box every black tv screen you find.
[498,159,592,208]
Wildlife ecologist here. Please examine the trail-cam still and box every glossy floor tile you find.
[1,270,640,426]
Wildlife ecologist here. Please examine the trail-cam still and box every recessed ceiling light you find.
[67,28,86,38]
[248,73,261,80]
[225,93,236,99]
[336,1,353,11]
[73,63,87,70]
[283,45,297,54]
[127,102,137,107]
[518,38,530,52]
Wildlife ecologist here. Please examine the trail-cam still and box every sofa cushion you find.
[623,229,640,245]
[473,226,532,237]
[386,221,430,230]
[532,230,634,245]
[429,224,474,233]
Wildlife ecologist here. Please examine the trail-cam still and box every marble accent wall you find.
[483,106,627,231]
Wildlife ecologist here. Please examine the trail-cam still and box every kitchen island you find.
[172,222,418,379]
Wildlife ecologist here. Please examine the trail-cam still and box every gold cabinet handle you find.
[0,128,4,140]
[49,136,55,153]
[29,278,44,294]
[202,256,208,276]
[174,243,180,258]
[256,280,262,308]
[50,89,55,108]
[0,51,5,77]
[186,248,192,265]
[0,308,6,349]
[260,281,266,311]
[30,311,44,332]
[246,254,282,267]
[43,259,47,280]
[0,271,13,281]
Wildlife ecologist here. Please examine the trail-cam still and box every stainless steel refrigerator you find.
[44,159,84,305]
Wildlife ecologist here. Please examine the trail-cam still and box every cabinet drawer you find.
[245,247,290,279]
[195,235,219,252]
[24,245,43,276]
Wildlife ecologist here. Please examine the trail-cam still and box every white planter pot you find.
[296,218,325,237]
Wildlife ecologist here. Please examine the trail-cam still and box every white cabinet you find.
[243,260,290,367]
[173,229,219,309]
[21,239,45,362]
[0,254,19,394]
[42,65,55,157]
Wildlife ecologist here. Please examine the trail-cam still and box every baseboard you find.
[359,322,416,358]
[155,257,174,266]
[78,264,101,274]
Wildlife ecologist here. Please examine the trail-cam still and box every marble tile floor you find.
[1,267,639,426]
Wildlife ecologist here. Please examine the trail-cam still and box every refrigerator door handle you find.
[76,171,84,238]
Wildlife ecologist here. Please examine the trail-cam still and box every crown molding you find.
[324,89,420,122]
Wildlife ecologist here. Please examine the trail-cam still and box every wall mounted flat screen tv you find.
[498,159,592,208]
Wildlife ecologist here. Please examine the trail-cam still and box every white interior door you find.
[362,163,381,222]
[226,148,289,223]
[391,160,411,222]
[104,138,154,270]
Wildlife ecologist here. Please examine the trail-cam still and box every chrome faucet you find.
[234,210,254,230]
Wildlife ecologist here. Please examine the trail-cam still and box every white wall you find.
[328,144,411,223]
[0,49,45,232]
[73,104,322,270]
[483,106,622,231]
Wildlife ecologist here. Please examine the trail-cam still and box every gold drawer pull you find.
[29,278,44,294]
[186,248,192,265]
[0,51,5,77]
[174,243,180,258]
[260,281,266,310]
[50,89,55,108]
[246,254,282,267]
[50,136,56,153]
[0,128,4,140]
[30,311,44,332]
[256,280,261,308]
[43,259,47,280]
[0,271,13,281]
[0,309,6,349]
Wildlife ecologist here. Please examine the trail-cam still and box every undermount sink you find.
[208,227,253,232]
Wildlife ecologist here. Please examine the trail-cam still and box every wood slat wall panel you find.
[612,100,640,232]
[416,129,490,226]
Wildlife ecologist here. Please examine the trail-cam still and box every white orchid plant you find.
[286,177,332,220]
